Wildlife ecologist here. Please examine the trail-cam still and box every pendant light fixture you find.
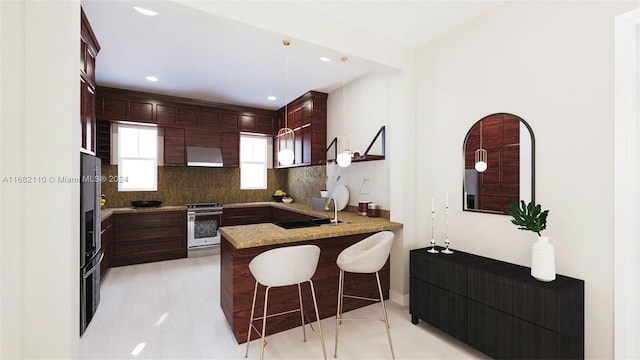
[336,56,352,168]
[277,39,295,166]
[475,121,488,172]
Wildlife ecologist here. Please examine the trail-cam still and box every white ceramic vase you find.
[531,236,556,281]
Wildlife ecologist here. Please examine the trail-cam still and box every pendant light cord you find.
[480,121,483,149]
[341,56,346,137]
[284,40,290,130]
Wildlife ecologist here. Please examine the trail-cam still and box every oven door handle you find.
[188,211,223,217]
[83,252,104,279]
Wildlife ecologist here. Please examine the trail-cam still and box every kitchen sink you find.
[309,218,348,225]
[274,218,348,229]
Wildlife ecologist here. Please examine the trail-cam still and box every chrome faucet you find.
[324,197,338,225]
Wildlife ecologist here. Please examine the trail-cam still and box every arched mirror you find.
[463,113,535,214]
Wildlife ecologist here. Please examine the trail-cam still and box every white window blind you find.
[240,134,267,190]
[117,124,158,191]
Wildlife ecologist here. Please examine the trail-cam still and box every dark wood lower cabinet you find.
[221,232,387,344]
[410,247,584,359]
[100,216,113,281]
[112,211,186,266]
[221,206,271,226]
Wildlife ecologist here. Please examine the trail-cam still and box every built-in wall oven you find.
[187,203,222,252]
[80,152,102,336]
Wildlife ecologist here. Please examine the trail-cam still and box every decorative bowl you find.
[282,197,293,204]
[131,200,162,208]
[272,195,284,202]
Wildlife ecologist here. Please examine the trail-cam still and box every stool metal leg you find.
[334,269,344,358]
[375,272,395,360]
[259,286,271,360]
[308,279,327,360]
[297,283,307,342]
[245,281,259,358]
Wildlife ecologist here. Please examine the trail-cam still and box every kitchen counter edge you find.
[100,205,187,221]
[220,202,403,249]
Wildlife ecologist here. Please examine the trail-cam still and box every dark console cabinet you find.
[410,247,584,359]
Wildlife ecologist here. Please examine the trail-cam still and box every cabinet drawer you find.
[468,300,514,359]
[410,250,467,295]
[222,207,271,226]
[410,277,467,342]
[511,276,561,332]
[115,236,185,256]
[116,225,185,242]
[467,262,514,314]
[116,211,185,229]
[469,300,560,359]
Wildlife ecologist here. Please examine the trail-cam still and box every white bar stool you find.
[334,231,395,359]
[244,244,327,360]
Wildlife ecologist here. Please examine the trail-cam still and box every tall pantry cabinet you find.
[80,8,100,154]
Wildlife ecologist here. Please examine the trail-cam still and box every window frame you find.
[116,123,158,192]
[239,133,269,190]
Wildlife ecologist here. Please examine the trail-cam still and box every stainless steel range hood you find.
[186,146,223,167]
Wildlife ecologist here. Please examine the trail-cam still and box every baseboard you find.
[389,289,408,307]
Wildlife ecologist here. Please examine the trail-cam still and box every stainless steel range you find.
[187,203,223,253]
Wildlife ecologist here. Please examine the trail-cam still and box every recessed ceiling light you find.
[133,6,158,16]
[145,76,158,82]
[267,96,277,101]
[320,57,331,62]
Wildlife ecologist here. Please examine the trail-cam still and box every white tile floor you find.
[79,255,489,359]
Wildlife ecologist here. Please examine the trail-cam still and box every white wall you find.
[325,72,416,302]
[614,7,640,359]
[326,73,391,210]
[415,1,638,358]
[1,1,80,358]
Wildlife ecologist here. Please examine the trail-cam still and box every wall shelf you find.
[326,126,386,164]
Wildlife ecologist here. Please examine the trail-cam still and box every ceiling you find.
[81,1,505,111]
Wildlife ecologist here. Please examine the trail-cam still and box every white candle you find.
[446,192,449,208]
[432,197,435,212]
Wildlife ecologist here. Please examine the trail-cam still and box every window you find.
[240,134,267,190]
[117,124,158,191]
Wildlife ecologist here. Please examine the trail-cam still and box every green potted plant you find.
[507,200,555,282]
[506,200,549,236]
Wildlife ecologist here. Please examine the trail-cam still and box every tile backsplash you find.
[101,165,326,208]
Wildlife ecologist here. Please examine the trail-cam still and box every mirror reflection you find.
[463,113,534,214]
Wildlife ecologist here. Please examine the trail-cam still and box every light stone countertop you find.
[220,202,403,249]
[100,205,187,221]
[100,202,403,250]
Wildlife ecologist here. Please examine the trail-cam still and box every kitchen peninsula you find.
[219,202,402,343]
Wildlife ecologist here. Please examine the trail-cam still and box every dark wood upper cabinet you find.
[177,106,199,127]
[164,127,186,166]
[185,127,220,148]
[156,104,177,125]
[221,132,239,167]
[80,8,99,89]
[240,114,256,131]
[101,96,127,120]
[129,101,153,123]
[275,91,327,168]
[80,8,100,154]
[199,108,219,128]
[256,115,275,134]
[95,87,291,168]
[219,111,239,129]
